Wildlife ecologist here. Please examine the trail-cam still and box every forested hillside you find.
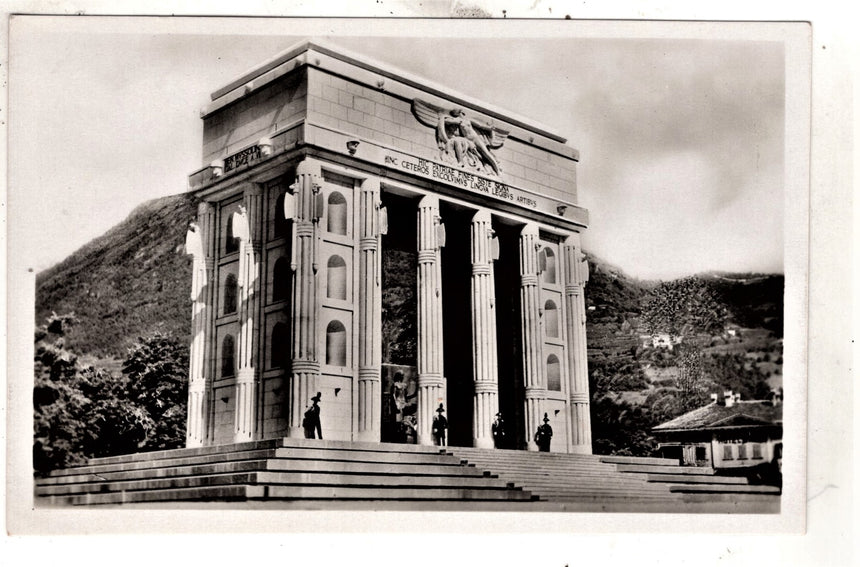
[36,193,198,365]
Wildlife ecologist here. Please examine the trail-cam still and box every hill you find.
[35,193,199,363]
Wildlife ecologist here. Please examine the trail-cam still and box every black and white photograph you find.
[3,3,852,565]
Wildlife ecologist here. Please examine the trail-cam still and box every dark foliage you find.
[33,314,188,476]
[381,249,417,365]
[641,277,728,336]
[705,274,785,337]
[590,396,659,457]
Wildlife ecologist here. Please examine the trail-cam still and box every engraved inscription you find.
[224,145,262,173]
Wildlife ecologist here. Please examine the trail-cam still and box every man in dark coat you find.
[492,412,506,449]
[303,392,323,439]
[432,403,448,446]
[534,413,553,452]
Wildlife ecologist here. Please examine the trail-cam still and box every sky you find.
[9,17,790,280]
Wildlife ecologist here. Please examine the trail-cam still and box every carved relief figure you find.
[412,99,509,176]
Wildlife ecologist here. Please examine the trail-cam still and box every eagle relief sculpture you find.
[412,99,510,176]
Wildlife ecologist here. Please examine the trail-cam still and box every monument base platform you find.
[34,438,780,513]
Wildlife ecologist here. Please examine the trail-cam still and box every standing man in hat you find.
[492,412,506,449]
[432,403,448,446]
[303,392,323,439]
[534,413,553,452]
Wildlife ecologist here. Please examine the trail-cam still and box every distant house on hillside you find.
[652,391,782,476]
[641,333,684,350]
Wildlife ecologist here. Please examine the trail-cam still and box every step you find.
[668,484,782,494]
[261,485,533,501]
[46,449,281,478]
[272,447,464,466]
[450,449,604,463]
[86,439,284,466]
[49,483,532,506]
[454,461,618,474]
[85,438,452,467]
[615,464,716,475]
[599,455,681,466]
[37,470,516,497]
[38,456,493,485]
[48,484,263,506]
[645,474,749,485]
[47,446,470,480]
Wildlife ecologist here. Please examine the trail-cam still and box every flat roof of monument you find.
[206,38,571,147]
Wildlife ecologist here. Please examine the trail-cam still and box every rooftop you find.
[203,38,570,147]
[653,400,782,433]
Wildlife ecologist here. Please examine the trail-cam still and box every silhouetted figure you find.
[492,412,506,449]
[534,413,553,452]
[303,392,323,439]
[432,404,448,446]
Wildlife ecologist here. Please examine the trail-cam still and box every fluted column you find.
[357,177,382,442]
[186,202,215,447]
[233,186,263,442]
[288,160,322,437]
[519,223,546,451]
[416,194,445,445]
[563,235,592,453]
[470,209,499,448]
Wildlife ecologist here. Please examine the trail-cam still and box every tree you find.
[121,333,189,450]
[33,314,189,476]
[642,277,728,337]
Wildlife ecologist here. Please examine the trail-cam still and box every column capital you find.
[236,367,256,384]
[471,207,492,224]
[291,360,320,374]
[417,250,437,264]
[296,159,322,178]
[360,176,381,192]
[197,201,214,216]
[570,392,590,404]
[565,284,582,295]
[359,237,378,251]
[473,381,498,394]
[471,264,491,276]
[418,373,445,388]
[243,183,264,197]
[520,222,540,238]
[524,386,548,399]
[358,367,381,381]
[418,193,440,209]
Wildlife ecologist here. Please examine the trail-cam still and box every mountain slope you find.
[36,193,199,360]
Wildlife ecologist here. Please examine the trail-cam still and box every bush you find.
[33,315,188,475]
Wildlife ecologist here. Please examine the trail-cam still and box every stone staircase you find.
[598,455,782,498]
[445,448,781,507]
[446,447,683,504]
[34,440,780,511]
[35,438,533,506]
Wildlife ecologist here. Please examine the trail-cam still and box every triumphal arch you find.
[184,40,592,453]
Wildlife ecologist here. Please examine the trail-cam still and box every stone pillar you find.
[416,194,445,445]
[357,177,382,442]
[470,209,499,449]
[288,160,322,437]
[519,223,546,451]
[186,202,215,447]
[233,186,263,443]
[563,235,592,454]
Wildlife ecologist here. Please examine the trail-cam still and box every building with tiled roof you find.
[652,391,782,471]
